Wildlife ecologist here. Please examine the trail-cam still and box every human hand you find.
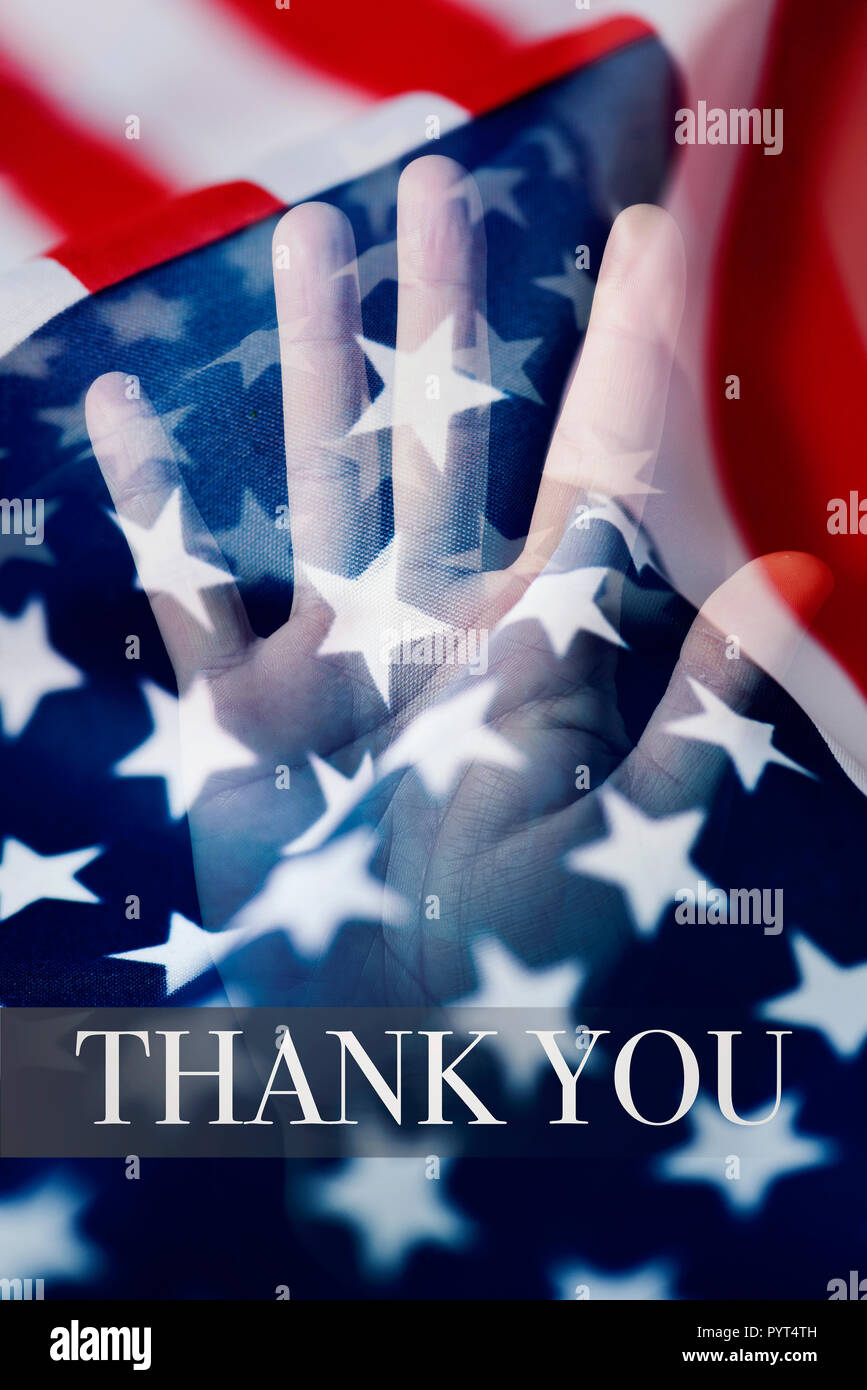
[86,156,829,1004]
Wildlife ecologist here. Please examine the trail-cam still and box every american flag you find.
[1,0,866,1303]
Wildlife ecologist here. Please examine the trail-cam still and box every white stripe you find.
[0,178,58,272]
[248,93,469,205]
[0,0,368,187]
[0,258,86,357]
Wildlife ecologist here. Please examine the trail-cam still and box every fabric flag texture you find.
[0,13,865,1302]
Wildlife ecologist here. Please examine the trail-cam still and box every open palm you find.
[86,156,825,1004]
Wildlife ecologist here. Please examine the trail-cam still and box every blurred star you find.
[305,537,454,706]
[762,934,867,1058]
[308,1156,472,1277]
[379,679,525,798]
[568,789,705,934]
[0,597,83,735]
[664,678,811,791]
[498,566,626,658]
[0,839,101,920]
[113,488,233,631]
[353,317,505,474]
[97,288,190,345]
[0,1176,98,1281]
[234,828,409,958]
[655,1094,831,1214]
[283,752,375,855]
[114,679,256,819]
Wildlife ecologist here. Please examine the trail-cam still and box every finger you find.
[86,372,253,688]
[273,201,373,577]
[514,202,686,585]
[393,155,491,585]
[613,551,834,814]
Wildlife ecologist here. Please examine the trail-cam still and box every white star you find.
[655,1094,831,1214]
[573,493,658,574]
[0,1176,98,1282]
[233,828,409,959]
[553,1259,676,1301]
[114,681,183,813]
[224,228,275,296]
[456,315,543,403]
[110,910,251,995]
[0,597,83,736]
[146,404,197,466]
[762,934,867,1058]
[535,254,595,332]
[196,327,281,389]
[378,679,525,798]
[114,679,256,819]
[546,426,661,500]
[113,488,233,631]
[458,935,583,1010]
[664,678,811,792]
[453,936,583,1092]
[97,288,190,344]
[518,127,575,179]
[498,566,626,658]
[304,537,454,706]
[567,789,706,934]
[308,1156,472,1277]
[466,166,528,226]
[0,336,63,379]
[214,488,290,586]
[0,839,101,921]
[38,391,90,451]
[353,317,505,473]
[101,403,197,468]
[283,752,375,855]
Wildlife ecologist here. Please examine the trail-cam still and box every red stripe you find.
[52,181,282,293]
[215,0,651,111]
[709,0,867,698]
[216,0,513,102]
[0,55,175,238]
